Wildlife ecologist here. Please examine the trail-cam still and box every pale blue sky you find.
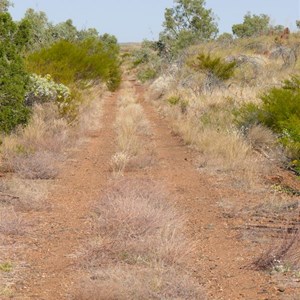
[9,0,300,43]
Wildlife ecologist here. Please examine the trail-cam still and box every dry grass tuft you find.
[113,87,151,173]
[88,179,193,267]
[14,151,59,180]
[1,178,49,211]
[147,77,274,186]
[73,265,205,300]
[247,125,276,150]
[79,86,106,135]
[253,230,300,271]
[116,103,151,153]
[76,179,203,299]
[110,152,130,175]
[0,207,23,235]
[1,103,69,174]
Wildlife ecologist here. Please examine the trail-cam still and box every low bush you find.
[26,74,71,106]
[26,38,121,91]
[236,75,300,159]
[190,53,237,81]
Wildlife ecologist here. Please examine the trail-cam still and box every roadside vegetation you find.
[75,179,205,300]
[75,81,205,299]
[111,83,151,175]
[128,0,300,293]
[1,0,300,297]
[0,2,120,296]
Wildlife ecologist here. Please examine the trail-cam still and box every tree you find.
[0,0,13,12]
[296,20,300,30]
[232,13,270,38]
[160,0,218,53]
[51,19,78,42]
[22,8,53,50]
[78,27,99,40]
[0,12,30,133]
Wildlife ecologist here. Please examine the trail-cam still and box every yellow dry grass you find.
[112,86,151,174]
[76,179,204,299]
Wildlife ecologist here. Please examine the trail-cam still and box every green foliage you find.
[167,95,181,106]
[234,102,260,129]
[78,28,99,40]
[232,13,270,38]
[217,32,234,45]
[259,76,300,131]
[296,20,300,30]
[132,41,162,83]
[160,0,218,53]
[191,53,236,81]
[22,8,101,52]
[51,19,77,42]
[137,68,157,83]
[22,9,53,51]
[26,38,121,91]
[237,76,300,159]
[0,12,30,133]
[0,0,12,12]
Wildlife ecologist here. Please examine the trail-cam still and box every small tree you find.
[78,27,99,40]
[0,12,30,133]
[160,0,218,54]
[22,9,54,51]
[51,19,78,42]
[232,13,270,38]
[296,20,300,30]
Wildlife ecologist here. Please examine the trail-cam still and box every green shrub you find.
[26,38,121,91]
[236,76,300,159]
[191,53,236,81]
[137,68,157,83]
[0,12,30,133]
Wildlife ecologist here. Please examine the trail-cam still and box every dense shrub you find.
[236,76,300,159]
[26,38,121,91]
[191,53,236,81]
[0,12,31,133]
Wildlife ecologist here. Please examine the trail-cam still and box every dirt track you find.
[12,80,293,299]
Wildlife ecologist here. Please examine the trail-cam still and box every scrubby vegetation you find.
[2,0,300,298]
[0,7,121,136]
[237,75,300,160]
[0,12,31,133]
[125,2,300,296]
[26,38,121,91]
[0,7,121,186]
